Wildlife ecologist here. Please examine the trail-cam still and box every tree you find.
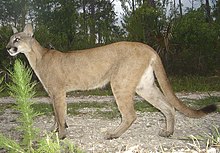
[171,9,220,75]
[0,0,30,27]
[77,0,121,46]
[0,26,14,81]
[122,2,170,49]
[33,0,79,50]
[213,0,220,23]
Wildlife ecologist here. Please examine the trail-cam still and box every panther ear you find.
[12,26,18,34]
[23,24,33,37]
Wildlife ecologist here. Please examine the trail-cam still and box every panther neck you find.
[24,38,47,70]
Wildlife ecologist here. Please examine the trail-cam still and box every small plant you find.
[204,125,220,148]
[0,76,4,93]
[187,126,220,152]
[0,59,37,152]
[0,59,82,153]
[36,132,83,153]
[7,59,39,149]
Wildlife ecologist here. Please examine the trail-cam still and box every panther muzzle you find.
[6,46,18,56]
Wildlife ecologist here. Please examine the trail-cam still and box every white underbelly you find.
[136,65,155,91]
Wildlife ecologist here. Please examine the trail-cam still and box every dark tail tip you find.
[201,104,217,114]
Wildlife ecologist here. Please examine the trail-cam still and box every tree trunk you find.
[173,0,176,18]
[90,1,96,45]
[205,0,211,22]
[82,0,87,34]
[179,0,183,18]
[20,0,28,28]
[132,0,135,12]
[191,0,194,10]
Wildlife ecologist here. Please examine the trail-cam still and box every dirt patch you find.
[0,92,220,152]
[36,112,219,153]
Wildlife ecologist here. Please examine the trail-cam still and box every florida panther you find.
[6,24,216,139]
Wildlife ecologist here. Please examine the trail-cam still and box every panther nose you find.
[6,46,11,50]
[8,47,17,52]
[6,44,11,50]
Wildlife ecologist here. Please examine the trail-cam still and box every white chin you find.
[8,51,19,56]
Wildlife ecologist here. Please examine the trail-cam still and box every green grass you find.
[0,103,15,115]
[34,83,113,97]
[31,103,53,115]
[31,102,121,119]
[34,101,158,119]
[170,76,220,92]
[0,101,157,119]
[68,88,113,97]
[184,96,220,111]
[34,96,220,118]
[135,101,159,112]
[1,96,219,120]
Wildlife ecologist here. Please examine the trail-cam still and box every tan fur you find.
[6,24,216,139]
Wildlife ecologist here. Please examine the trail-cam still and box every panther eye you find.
[14,37,20,43]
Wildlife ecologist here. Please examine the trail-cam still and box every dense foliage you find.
[0,0,219,76]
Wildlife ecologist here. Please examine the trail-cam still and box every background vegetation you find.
[0,0,219,80]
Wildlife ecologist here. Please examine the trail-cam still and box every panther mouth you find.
[7,47,19,56]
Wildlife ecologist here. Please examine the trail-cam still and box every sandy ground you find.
[0,91,220,152]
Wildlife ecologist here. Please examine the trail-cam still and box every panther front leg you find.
[50,91,68,139]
